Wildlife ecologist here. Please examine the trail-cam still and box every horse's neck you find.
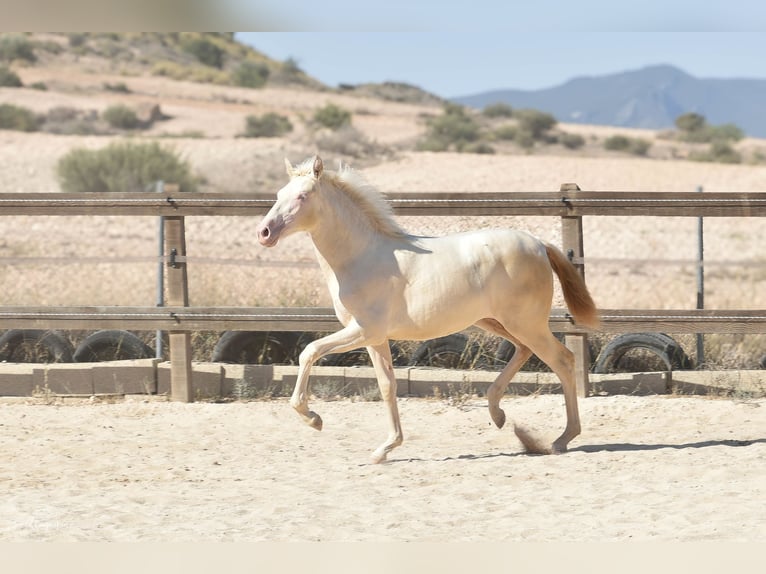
[308,188,385,272]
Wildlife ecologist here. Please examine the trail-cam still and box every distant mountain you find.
[453,65,766,138]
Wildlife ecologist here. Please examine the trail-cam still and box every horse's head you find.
[256,156,324,247]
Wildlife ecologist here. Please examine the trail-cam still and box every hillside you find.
[453,64,766,138]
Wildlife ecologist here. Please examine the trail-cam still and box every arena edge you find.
[1,361,763,400]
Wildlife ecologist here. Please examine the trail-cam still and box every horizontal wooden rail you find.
[0,191,765,217]
[0,306,763,334]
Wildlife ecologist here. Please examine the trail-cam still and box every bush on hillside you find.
[482,102,513,118]
[417,103,481,152]
[102,104,140,130]
[0,35,37,63]
[604,134,651,156]
[231,61,270,88]
[181,36,225,69]
[674,112,744,144]
[0,65,22,87]
[57,141,199,194]
[0,103,41,132]
[689,141,742,164]
[559,132,586,150]
[243,113,293,137]
[313,103,352,130]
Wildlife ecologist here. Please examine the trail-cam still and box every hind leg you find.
[474,318,532,429]
[519,329,581,453]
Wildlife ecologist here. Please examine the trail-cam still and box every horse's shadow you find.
[384,438,766,465]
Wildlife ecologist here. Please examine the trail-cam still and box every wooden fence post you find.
[560,183,591,398]
[164,212,193,402]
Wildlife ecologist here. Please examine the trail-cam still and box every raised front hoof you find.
[307,411,323,431]
[490,408,506,429]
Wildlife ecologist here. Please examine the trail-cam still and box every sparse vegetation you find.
[102,104,140,130]
[180,35,225,69]
[689,141,742,164]
[57,141,200,194]
[0,103,40,132]
[674,112,744,144]
[482,102,514,118]
[604,134,651,156]
[0,65,22,87]
[313,103,352,130]
[559,132,586,150]
[242,112,293,138]
[417,103,482,152]
[231,61,270,88]
[0,34,37,63]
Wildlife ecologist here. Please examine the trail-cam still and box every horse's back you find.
[386,228,553,339]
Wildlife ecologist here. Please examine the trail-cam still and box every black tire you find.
[0,329,74,363]
[410,334,488,370]
[594,332,692,373]
[73,330,154,362]
[320,341,409,367]
[493,335,596,372]
[212,331,298,364]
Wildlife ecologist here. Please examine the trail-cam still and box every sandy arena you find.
[1,393,764,541]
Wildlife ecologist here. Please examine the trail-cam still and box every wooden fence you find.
[1,186,765,401]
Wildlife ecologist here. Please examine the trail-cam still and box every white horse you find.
[256,156,599,463]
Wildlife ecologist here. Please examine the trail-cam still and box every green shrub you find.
[515,108,557,139]
[482,102,513,118]
[604,135,650,156]
[418,103,481,151]
[0,65,22,87]
[560,132,586,150]
[604,135,631,151]
[103,81,131,93]
[313,103,352,130]
[674,112,744,143]
[675,112,706,133]
[243,113,293,137]
[690,141,742,164]
[181,36,224,68]
[493,124,517,141]
[57,141,199,193]
[0,35,36,63]
[0,103,40,132]
[464,141,495,154]
[102,104,140,130]
[231,61,270,88]
[709,123,744,142]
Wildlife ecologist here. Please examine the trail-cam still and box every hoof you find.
[551,441,568,455]
[308,412,323,431]
[370,450,387,464]
[490,408,506,429]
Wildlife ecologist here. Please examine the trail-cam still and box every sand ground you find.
[1,394,764,542]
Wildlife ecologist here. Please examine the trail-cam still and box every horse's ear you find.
[284,158,295,177]
[313,156,323,179]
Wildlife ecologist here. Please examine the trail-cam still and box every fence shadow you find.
[382,437,766,465]
[569,437,766,453]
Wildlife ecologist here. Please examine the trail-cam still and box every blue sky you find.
[237,32,766,99]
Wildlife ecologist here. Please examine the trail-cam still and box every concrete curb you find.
[1,361,763,399]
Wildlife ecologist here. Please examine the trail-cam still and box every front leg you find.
[290,323,369,430]
[367,342,403,464]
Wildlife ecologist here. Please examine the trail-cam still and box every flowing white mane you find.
[293,158,407,239]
